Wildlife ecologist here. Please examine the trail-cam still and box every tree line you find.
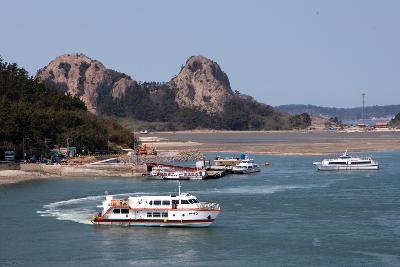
[0,57,134,160]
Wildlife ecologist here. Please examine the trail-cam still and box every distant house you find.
[374,122,389,129]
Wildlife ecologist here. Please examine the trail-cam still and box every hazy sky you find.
[1,0,399,107]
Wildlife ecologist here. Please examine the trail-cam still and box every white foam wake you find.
[37,195,104,225]
[36,192,144,225]
[194,183,328,195]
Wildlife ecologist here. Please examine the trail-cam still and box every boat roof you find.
[107,193,198,200]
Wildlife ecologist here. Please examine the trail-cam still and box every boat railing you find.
[199,202,220,210]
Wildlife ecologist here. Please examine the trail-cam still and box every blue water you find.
[1,152,400,266]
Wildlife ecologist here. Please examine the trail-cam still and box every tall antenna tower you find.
[362,93,366,121]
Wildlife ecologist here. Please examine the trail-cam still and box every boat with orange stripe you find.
[91,183,221,227]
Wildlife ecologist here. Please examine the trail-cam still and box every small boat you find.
[91,183,220,227]
[139,130,149,134]
[232,156,261,174]
[150,165,174,177]
[313,150,379,170]
[162,170,207,180]
[214,156,240,167]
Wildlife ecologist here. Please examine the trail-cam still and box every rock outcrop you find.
[36,53,136,113]
[170,55,233,113]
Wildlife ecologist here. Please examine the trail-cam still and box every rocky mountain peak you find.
[36,53,136,113]
[170,55,233,113]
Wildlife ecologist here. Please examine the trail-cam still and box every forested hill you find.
[0,57,134,158]
[277,104,400,120]
[37,53,312,131]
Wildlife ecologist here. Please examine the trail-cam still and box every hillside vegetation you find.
[36,53,311,131]
[97,82,311,131]
[0,57,133,159]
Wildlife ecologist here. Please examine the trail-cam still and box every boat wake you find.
[37,195,103,225]
[37,183,331,225]
[37,192,142,225]
[194,182,331,195]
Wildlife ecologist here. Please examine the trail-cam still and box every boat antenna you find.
[178,182,181,195]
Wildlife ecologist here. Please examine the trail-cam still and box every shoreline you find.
[0,163,147,186]
[3,130,400,186]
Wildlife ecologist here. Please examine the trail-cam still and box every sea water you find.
[0,152,399,266]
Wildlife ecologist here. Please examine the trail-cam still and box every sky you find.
[1,0,399,108]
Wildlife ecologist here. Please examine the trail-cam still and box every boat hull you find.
[162,176,205,180]
[92,219,214,227]
[92,208,220,228]
[316,164,379,171]
[232,168,260,174]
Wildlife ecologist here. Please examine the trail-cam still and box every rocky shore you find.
[120,150,205,165]
[0,150,205,186]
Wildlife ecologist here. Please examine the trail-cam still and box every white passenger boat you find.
[150,165,174,177]
[91,184,220,227]
[162,170,206,180]
[232,157,260,174]
[313,150,379,170]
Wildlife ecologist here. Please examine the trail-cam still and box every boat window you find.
[149,201,153,205]
[153,212,161,218]
[113,209,121,214]
[162,200,170,205]
[154,200,161,206]
[162,212,168,218]
[351,161,371,165]
[328,162,347,165]
[147,212,152,217]
[181,200,190,204]
[121,209,129,214]
[193,199,199,203]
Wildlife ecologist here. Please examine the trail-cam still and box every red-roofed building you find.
[374,122,389,129]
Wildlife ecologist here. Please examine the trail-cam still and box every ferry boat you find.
[150,165,174,177]
[232,157,260,174]
[313,150,379,170]
[162,170,206,180]
[91,184,220,227]
[214,156,240,167]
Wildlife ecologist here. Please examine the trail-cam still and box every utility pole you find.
[362,93,366,121]
[22,137,25,162]
[66,137,72,148]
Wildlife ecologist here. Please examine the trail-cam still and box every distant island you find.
[277,104,399,121]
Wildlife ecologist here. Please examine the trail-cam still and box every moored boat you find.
[162,170,206,180]
[232,156,260,174]
[91,184,220,227]
[214,156,240,167]
[150,165,174,177]
[313,150,379,170]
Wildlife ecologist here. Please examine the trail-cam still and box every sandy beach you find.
[151,130,400,155]
[0,170,54,185]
